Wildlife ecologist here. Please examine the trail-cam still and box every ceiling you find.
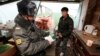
[0,0,83,5]
[41,0,83,2]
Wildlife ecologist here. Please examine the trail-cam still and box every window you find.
[37,2,80,28]
[0,1,18,24]
[0,1,80,28]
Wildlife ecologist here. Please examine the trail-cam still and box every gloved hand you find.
[44,35,54,45]
[56,32,62,38]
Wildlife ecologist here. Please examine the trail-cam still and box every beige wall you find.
[78,0,89,30]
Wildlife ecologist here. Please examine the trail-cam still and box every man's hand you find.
[56,32,62,38]
[58,33,62,38]
[44,35,54,45]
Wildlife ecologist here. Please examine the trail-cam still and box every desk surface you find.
[0,44,16,56]
[74,30,100,55]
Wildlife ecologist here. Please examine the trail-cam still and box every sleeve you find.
[14,15,50,55]
[58,18,61,33]
[13,32,50,55]
[15,36,49,55]
[61,19,74,37]
[24,40,50,55]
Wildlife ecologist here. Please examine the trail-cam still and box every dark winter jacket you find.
[13,14,50,56]
[58,15,74,37]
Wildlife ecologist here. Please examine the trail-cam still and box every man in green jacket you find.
[56,7,74,56]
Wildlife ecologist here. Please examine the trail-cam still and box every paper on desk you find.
[86,40,94,47]
[6,44,14,47]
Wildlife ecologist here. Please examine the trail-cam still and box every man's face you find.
[23,15,34,21]
[62,11,68,17]
[27,16,34,21]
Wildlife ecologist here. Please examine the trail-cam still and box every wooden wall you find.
[83,0,100,36]
[92,0,100,36]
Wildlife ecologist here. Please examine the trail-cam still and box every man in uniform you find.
[13,0,54,56]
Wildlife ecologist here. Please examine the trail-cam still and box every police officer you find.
[13,0,54,56]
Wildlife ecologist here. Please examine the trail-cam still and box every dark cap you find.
[17,0,37,16]
[61,7,69,12]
